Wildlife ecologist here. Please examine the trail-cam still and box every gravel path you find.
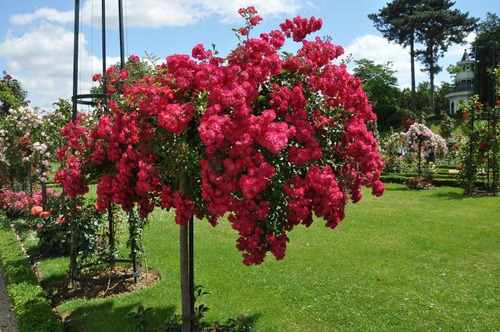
[0,261,18,332]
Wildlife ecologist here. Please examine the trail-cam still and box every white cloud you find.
[10,8,74,26]
[0,22,106,110]
[344,34,428,89]
[345,33,481,89]
[1,0,305,109]
[120,0,301,26]
[11,1,302,28]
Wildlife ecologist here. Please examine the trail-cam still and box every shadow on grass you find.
[236,313,262,329]
[429,187,500,200]
[429,189,467,200]
[386,186,411,192]
[64,301,262,331]
[40,271,68,299]
[385,183,469,200]
[63,301,177,331]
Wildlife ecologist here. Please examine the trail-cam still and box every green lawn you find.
[31,184,500,331]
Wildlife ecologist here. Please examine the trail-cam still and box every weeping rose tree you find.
[404,123,447,176]
[56,7,385,330]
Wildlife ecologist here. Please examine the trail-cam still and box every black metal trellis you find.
[484,107,499,193]
[70,0,140,285]
[72,0,127,119]
[464,107,499,195]
[475,42,498,110]
[462,42,500,195]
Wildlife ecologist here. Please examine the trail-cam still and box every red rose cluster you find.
[56,7,385,265]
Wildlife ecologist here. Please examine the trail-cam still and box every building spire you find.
[461,49,470,61]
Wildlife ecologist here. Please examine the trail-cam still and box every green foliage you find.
[35,195,106,260]
[0,71,28,114]
[414,0,478,114]
[353,59,402,130]
[44,99,73,157]
[126,305,154,332]
[161,285,256,331]
[369,0,479,114]
[439,114,455,139]
[434,81,454,114]
[0,210,62,331]
[90,55,155,104]
[368,0,421,114]
[126,207,146,264]
[472,13,500,106]
[368,0,420,48]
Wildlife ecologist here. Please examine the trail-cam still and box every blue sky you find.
[0,0,498,110]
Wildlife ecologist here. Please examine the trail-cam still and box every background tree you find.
[353,59,402,130]
[0,71,28,115]
[398,81,452,120]
[415,81,432,117]
[368,0,420,114]
[446,62,461,86]
[472,12,500,106]
[414,0,478,115]
[434,81,454,114]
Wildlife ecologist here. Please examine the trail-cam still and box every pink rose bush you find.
[56,7,385,265]
[404,123,447,155]
[0,188,60,218]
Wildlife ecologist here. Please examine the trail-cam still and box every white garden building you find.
[445,50,475,114]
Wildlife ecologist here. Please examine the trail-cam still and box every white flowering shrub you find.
[0,107,57,189]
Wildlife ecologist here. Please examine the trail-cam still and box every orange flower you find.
[31,206,43,216]
[40,208,53,219]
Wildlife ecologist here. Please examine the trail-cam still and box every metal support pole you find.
[129,209,139,284]
[72,0,80,122]
[101,0,107,79]
[189,215,194,322]
[118,0,125,69]
[108,205,115,267]
[100,0,108,102]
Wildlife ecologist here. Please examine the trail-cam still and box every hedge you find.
[0,211,62,332]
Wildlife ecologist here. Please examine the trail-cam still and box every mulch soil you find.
[45,265,161,306]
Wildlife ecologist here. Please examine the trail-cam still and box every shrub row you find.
[0,211,62,332]
[380,174,460,188]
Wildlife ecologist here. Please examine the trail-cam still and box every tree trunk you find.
[430,65,436,115]
[410,33,417,114]
[180,174,194,332]
[418,139,422,178]
[70,200,78,288]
